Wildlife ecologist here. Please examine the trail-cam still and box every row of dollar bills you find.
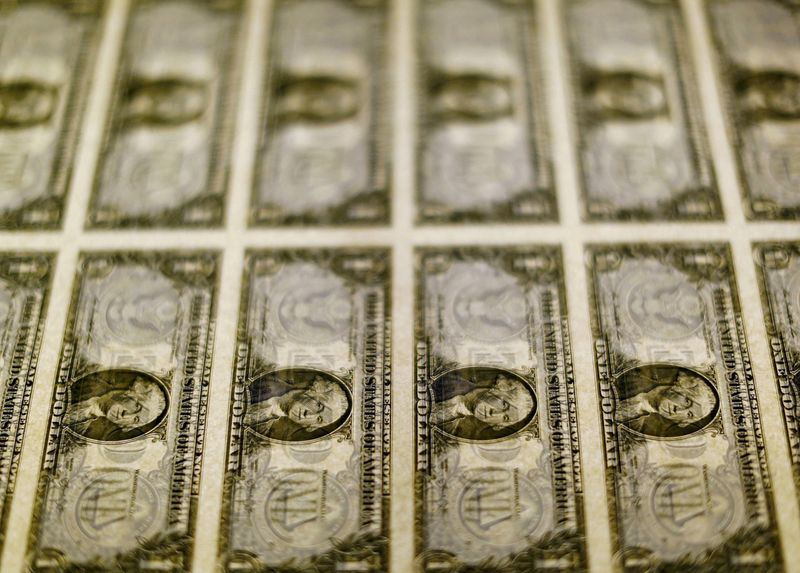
[0,0,799,228]
[0,243,799,572]
[0,0,798,572]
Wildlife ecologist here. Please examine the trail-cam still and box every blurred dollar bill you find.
[416,0,554,223]
[565,0,720,221]
[0,254,52,550]
[587,244,782,571]
[755,243,800,493]
[220,250,391,571]
[0,0,101,229]
[415,247,586,571]
[87,0,243,228]
[707,0,800,220]
[251,0,389,226]
[28,251,218,572]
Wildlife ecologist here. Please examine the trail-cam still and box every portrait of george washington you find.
[431,367,536,441]
[615,364,719,438]
[245,368,352,442]
[65,369,169,442]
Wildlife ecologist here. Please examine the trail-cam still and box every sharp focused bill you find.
[755,243,800,495]
[587,243,782,571]
[706,0,800,220]
[0,254,52,552]
[416,0,554,223]
[564,0,720,221]
[28,251,218,572]
[87,0,243,228]
[415,247,586,571]
[251,0,389,226]
[0,0,102,229]
[220,249,391,571]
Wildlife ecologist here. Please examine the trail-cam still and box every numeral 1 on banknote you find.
[706,0,800,220]
[220,250,391,571]
[250,0,389,226]
[564,0,721,221]
[28,251,218,572]
[755,243,800,494]
[87,0,243,228]
[0,254,52,552]
[415,247,586,571]
[416,0,554,223]
[0,1,102,229]
[587,244,782,571]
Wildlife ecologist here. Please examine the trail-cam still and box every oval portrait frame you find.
[245,367,353,444]
[65,368,170,445]
[612,363,721,441]
[430,366,537,443]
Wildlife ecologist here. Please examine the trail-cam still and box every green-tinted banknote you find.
[416,0,555,224]
[587,243,782,572]
[28,251,218,572]
[415,247,586,572]
[565,0,720,221]
[0,0,102,229]
[87,0,243,228]
[706,0,800,220]
[755,243,800,495]
[220,249,391,571]
[0,253,53,551]
[250,0,389,226]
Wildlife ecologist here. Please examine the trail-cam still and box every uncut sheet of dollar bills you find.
[0,0,800,572]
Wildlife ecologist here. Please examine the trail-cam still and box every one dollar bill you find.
[416,0,554,223]
[415,247,586,571]
[755,243,800,493]
[250,0,389,226]
[87,0,243,228]
[706,0,800,220]
[0,0,102,229]
[587,243,782,571]
[0,253,53,551]
[28,251,219,572]
[565,0,721,221]
[220,249,391,571]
